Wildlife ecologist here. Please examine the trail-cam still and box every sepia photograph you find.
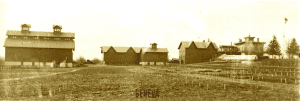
[0,0,300,100]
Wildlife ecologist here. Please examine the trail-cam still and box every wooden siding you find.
[179,43,186,64]
[5,47,73,63]
[184,43,218,64]
[103,47,140,65]
[140,52,168,62]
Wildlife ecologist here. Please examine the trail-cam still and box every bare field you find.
[0,67,83,80]
[0,64,298,100]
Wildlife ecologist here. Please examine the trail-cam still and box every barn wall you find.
[185,43,218,64]
[141,52,168,62]
[103,48,139,65]
[179,43,186,64]
[185,42,202,64]
[5,47,73,63]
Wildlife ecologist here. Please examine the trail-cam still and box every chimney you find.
[53,25,62,34]
[239,38,242,42]
[150,43,157,49]
[21,24,31,33]
[257,38,259,42]
[203,40,205,42]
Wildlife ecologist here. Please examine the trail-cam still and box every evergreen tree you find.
[266,35,281,59]
[286,38,299,59]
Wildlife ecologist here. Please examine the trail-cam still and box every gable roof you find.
[3,38,75,49]
[178,41,218,49]
[101,46,143,53]
[21,24,31,28]
[6,30,75,38]
[141,47,169,53]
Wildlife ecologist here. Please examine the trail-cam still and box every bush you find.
[75,56,87,64]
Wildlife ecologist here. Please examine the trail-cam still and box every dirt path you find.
[127,66,300,93]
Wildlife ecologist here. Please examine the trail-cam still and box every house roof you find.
[234,42,266,45]
[101,46,143,53]
[219,45,237,48]
[6,30,75,38]
[21,24,31,28]
[141,47,169,53]
[3,38,75,49]
[178,41,218,49]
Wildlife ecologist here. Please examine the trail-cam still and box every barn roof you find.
[141,47,169,53]
[3,38,75,49]
[6,30,75,38]
[178,41,218,49]
[101,46,143,53]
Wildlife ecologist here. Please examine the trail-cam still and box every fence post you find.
[207,84,209,90]
[285,78,287,83]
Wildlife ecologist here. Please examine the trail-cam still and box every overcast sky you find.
[0,0,300,60]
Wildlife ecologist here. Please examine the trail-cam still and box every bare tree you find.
[76,56,87,64]
[91,58,102,64]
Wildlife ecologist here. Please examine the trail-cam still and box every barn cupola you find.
[53,25,62,34]
[151,43,157,49]
[21,24,31,33]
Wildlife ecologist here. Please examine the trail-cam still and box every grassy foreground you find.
[0,65,298,100]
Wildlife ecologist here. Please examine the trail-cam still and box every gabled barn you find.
[3,24,75,67]
[140,43,169,65]
[178,41,218,64]
[101,46,143,65]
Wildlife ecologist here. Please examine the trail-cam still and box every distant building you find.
[234,34,266,57]
[3,24,75,67]
[101,46,142,65]
[101,43,168,65]
[218,44,241,55]
[140,43,169,65]
[178,41,218,64]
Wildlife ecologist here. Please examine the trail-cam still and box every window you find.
[55,29,61,31]
[44,38,50,40]
[54,38,61,40]
[65,38,70,40]
[12,36,17,38]
[34,37,39,39]
[23,37,27,39]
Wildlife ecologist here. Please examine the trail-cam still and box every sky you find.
[0,0,300,60]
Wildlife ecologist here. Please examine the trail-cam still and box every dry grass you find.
[0,66,298,100]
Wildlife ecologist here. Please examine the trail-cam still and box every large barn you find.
[3,24,75,67]
[101,43,168,65]
[178,41,218,64]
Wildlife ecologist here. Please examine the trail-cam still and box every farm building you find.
[178,41,218,64]
[234,34,266,57]
[218,44,241,55]
[100,46,143,65]
[3,24,75,67]
[101,43,168,65]
[140,43,169,65]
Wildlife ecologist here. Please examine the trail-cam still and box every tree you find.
[266,35,281,59]
[91,58,102,64]
[76,56,87,64]
[286,38,299,59]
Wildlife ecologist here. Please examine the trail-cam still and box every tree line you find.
[266,35,299,59]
